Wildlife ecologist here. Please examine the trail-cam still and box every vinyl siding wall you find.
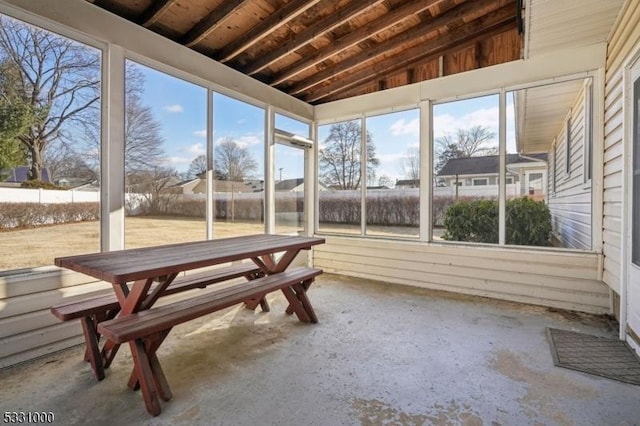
[602,0,640,293]
[313,237,609,314]
[547,84,593,250]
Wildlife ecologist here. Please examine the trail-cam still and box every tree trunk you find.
[28,142,44,181]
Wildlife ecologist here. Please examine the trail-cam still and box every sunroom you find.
[1,0,640,423]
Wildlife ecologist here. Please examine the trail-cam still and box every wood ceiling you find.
[87,0,522,104]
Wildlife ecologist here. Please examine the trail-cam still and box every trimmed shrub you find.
[505,196,552,246]
[20,180,63,190]
[442,199,498,243]
[0,202,99,230]
[442,197,551,246]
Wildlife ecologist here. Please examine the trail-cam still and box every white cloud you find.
[180,143,206,156]
[193,129,207,138]
[163,104,184,113]
[168,156,192,165]
[389,118,419,136]
[433,106,500,139]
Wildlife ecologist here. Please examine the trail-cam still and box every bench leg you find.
[128,329,172,402]
[281,286,311,323]
[80,316,105,381]
[293,280,318,324]
[285,280,313,316]
[129,338,162,416]
[244,296,270,312]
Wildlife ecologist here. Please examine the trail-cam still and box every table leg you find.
[128,329,172,401]
[80,316,105,380]
[281,286,311,323]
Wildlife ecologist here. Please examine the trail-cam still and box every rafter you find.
[305,10,517,103]
[138,0,176,27]
[181,0,247,48]
[244,0,387,76]
[217,0,323,63]
[287,0,511,96]
[269,0,450,86]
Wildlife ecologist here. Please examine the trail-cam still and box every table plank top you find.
[54,234,324,284]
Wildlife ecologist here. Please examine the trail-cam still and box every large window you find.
[274,113,309,235]
[432,94,499,243]
[0,14,101,271]
[508,78,592,249]
[365,109,419,237]
[124,60,207,248]
[212,93,265,237]
[317,119,362,234]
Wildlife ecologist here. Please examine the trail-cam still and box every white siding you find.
[547,86,592,250]
[603,0,640,293]
[0,269,108,368]
[314,237,609,314]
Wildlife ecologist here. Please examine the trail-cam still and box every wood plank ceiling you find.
[87,0,522,104]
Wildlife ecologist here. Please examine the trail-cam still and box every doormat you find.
[546,328,640,385]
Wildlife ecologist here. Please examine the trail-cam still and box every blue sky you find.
[134,61,515,184]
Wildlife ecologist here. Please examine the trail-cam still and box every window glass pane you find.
[275,113,310,137]
[317,120,362,234]
[275,144,304,235]
[0,15,101,270]
[212,93,265,237]
[365,109,419,237]
[123,61,207,248]
[432,94,499,243]
[508,79,592,249]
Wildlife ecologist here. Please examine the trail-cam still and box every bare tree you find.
[214,137,258,222]
[377,175,393,188]
[434,125,497,174]
[125,166,179,215]
[187,154,207,179]
[401,147,420,182]
[124,90,165,176]
[319,121,379,190]
[0,16,100,181]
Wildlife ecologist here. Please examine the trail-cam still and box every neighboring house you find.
[436,154,547,198]
[395,179,419,189]
[275,178,304,192]
[175,178,264,194]
[2,166,50,183]
[55,177,93,188]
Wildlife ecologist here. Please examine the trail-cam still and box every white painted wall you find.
[602,0,640,297]
[547,84,593,250]
[313,237,609,314]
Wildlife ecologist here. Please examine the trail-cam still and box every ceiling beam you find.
[306,8,516,103]
[138,0,176,27]
[244,0,387,76]
[269,0,450,86]
[217,0,323,63]
[288,0,511,96]
[181,0,247,48]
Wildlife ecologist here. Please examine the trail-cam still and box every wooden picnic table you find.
[54,234,325,415]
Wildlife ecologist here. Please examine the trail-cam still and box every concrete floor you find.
[1,274,639,426]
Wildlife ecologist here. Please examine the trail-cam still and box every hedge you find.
[442,197,551,246]
[0,202,99,230]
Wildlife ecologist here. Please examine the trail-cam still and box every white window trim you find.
[583,79,593,187]
[565,111,572,177]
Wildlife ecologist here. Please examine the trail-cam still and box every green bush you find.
[505,197,551,246]
[442,197,551,246]
[442,199,498,243]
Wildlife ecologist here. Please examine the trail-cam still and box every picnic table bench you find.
[53,234,325,416]
[51,262,263,380]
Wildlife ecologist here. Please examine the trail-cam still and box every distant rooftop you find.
[438,153,547,176]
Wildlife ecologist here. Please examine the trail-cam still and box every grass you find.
[0,217,266,271]
[0,216,429,272]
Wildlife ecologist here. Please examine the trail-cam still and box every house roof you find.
[3,166,50,183]
[438,153,547,176]
[396,179,419,187]
[275,178,304,191]
[85,0,521,104]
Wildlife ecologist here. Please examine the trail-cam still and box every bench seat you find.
[50,262,263,380]
[98,267,322,344]
[51,263,263,321]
